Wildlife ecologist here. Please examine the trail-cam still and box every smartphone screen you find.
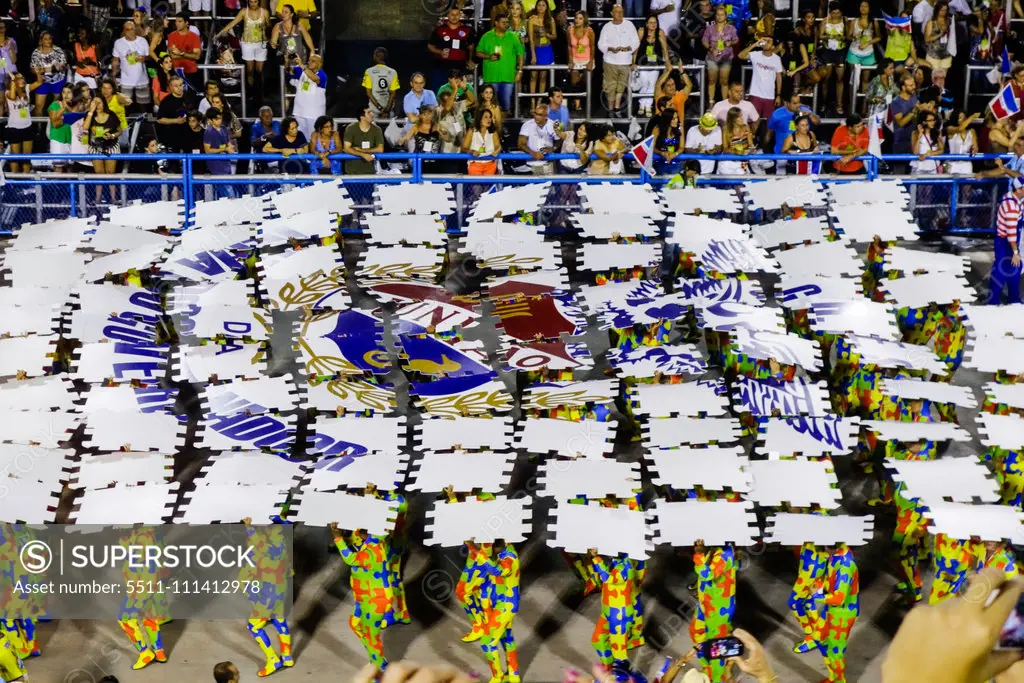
[998,592,1024,650]
[698,636,745,659]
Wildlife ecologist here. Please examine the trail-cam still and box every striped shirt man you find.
[997,190,1023,240]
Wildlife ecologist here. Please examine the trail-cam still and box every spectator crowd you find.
[3,0,1024,185]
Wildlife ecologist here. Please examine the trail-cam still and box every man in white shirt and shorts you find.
[112,20,152,113]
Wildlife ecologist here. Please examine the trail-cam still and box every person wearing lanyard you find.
[989,176,1024,305]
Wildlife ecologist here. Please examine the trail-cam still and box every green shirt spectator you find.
[47,100,72,145]
[343,108,385,175]
[477,17,525,84]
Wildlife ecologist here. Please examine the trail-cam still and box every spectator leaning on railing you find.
[463,106,502,175]
[597,4,640,118]
[831,114,870,174]
[310,115,342,175]
[343,106,385,175]
[518,102,566,174]
[685,112,722,174]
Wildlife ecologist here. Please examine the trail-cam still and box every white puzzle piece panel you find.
[469,183,551,221]
[878,378,978,408]
[732,377,833,416]
[964,337,1024,374]
[515,418,615,459]
[883,246,970,275]
[578,243,662,272]
[743,176,828,210]
[776,275,863,309]
[808,300,900,341]
[86,223,172,253]
[484,269,571,300]
[71,452,173,489]
[983,382,1024,410]
[191,195,265,227]
[0,285,72,311]
[82,244,169,282]
[0,336,56,378]
[827,179,908,206]
[200,376,299,415]
[105,200,185,229]
[843,335,947,374]
[81,385,177,414]
[0,411,81,446]
[473,240,562,272]
[693,239,779,275]
[630,380,730,417]
[696,303,787,334]
[307,415,407,455]
[521,379,618,410]
[920,502,1024,543]
[409,378,513,417]
[289,490,397,532]
[407,451,517,493]
[424,496,533,546]
[375,182,455,216]
[577,183,664,217]
[195,412,296,452]
[0,376,78,411]
[747,459,841,509]
[756,416,861,457]
[652,499,760,546]
[570,213,661,240]
[732,329,823,370]
[258,209,337,247]
[977,413,1024,450]
[643,417,743,447]
[831,202,918,242]
[261,270,351,313]
[3,249,89,288]
[606,344,707,378]
[0,479,61,523]
[861,420,972,443]
[415,416,515,452]
[260,244,344,280]
[173,343,266,382]
[764,512,875,546]
[70,342,169,385]
[879,272,975,308]
[773,241,863,278]
[749,215,832,249]
[11,217,95,251]
[167,280,253,313]
[83,410,186,452]
[356,245,445,281]
[960,304,1024,338]
[304,453,410,491]
[0,305,60,337]
[302,379,397,414]
[176,484,288,524]
[363,213,448,246]
[71,483,178,524]
[644,446,752,492]
[197,451,307,487]
[537,459,641,500]
[666,215,748,252]
[662,186,742,214]
[268,179,354,218]
[548,501,652,560]
[178,305,271,341]
[885,457,1000,504]
[0,444,74,486]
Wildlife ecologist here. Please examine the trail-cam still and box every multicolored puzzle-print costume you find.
[0,525,45,661]
[789,543,828,654]
[474,543,521,683]
[690,545,736,682]
[334,532,394,669]
[980,544,1019,580]
[590,554,636,673]
[818,545,859,683]
[241,523,294,677]
[117,526,170,671]
[928,535,982,605]
[0,631,26,683]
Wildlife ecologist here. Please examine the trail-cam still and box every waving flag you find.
[990,81,1021,120]
[883,12,911,31]
[1003,46,1013,77]
[630,136,657,176]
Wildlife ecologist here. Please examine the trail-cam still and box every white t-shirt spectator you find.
[649,0,680,37]
[748,50,783,100]
[292,66,327,119]
[711,98,760,125]
[598,19,641,66]
[684,125,722,173]
[113,36,151,87]
[519,117,558,167]
[912,0,934,26]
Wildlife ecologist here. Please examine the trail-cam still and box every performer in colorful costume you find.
[117,526,169,670]
[0,525,44,661]
[928,535,983,604]
[367,485,410,624]
[980,540,1019,579]
[789,542,827,654]
[818,543,859,683]
[588,549,643,682]
[690,540,736,682]
[0,631,26,683]
[472,540,521,683]
[240,518,294,677]
[329,523,393,670]
[444,487,497,641]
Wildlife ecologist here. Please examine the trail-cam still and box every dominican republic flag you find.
[990,82,1021,120]
[1003,46,1013,77]
[883,12,911,31]
[631,136,657,175]
[795,157,822,174]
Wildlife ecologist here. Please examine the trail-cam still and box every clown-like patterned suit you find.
[690,543,736,682]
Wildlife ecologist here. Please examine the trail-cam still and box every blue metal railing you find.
[0,151,1012,235]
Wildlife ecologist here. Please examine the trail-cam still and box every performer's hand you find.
[693,539,705,554]
[242,517,252,525]
[882,567,1024,683]
[1013,252,1021,268]
[725,629,775,683]
[354,661,476,683]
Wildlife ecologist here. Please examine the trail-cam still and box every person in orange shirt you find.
[830,114,870,174]
[654,62,693,118]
